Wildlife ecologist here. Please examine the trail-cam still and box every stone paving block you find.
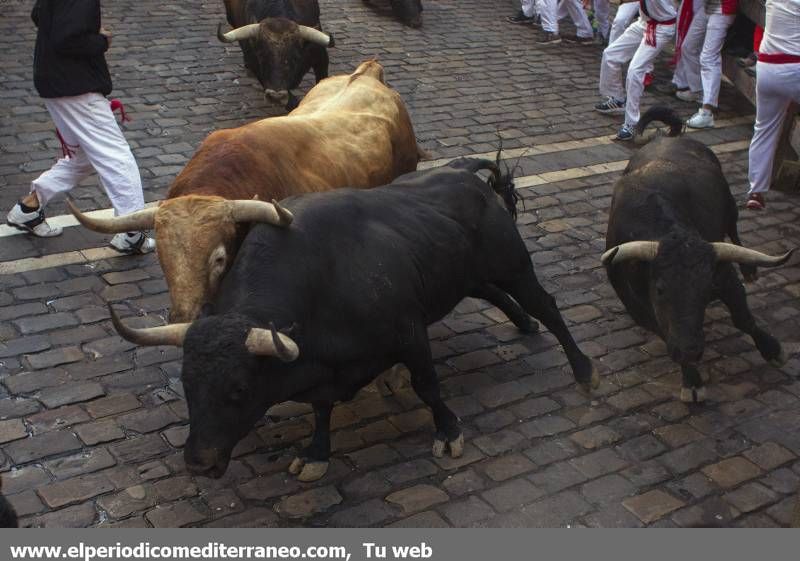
[146,500,208,528]
[524,438,580,466]
[329,499,397,528]
[389,511,450,528]
[238,473,302,502]
[27,405,89,434]
[109,434,169,464]
[701,457,762,489]
[347,444,401,470]
[153,475,198,502]
[84,393,140,418]
[581,474,637,505]
[519,490,593,527]
[44,448,116,481]
[204,507,279,528]
[620,459,671,487]
[481,478,544,512]
[483,453,536,482]
[75,419,125,446]
[385,484,448,515]
[583,504,643,528]
[440,495,495,527]
[118,405,180,434]
[5,430,82,464]
[723,482,780,513]
[379,459,438,486]
[277,486,343,519]
[25,503,97,528]
[39,381,104,408]
[26,346,85,370]
[570,425,621,450]
[527,461,589,494]
[37,472,114,509]
[0,418,27,444]
[8,490,45,518]
[3,466,51,495]
[3,368,69,395]
[659,442,720,475]
[569,448,629,479]
[653,423,705,448]
[671,496,739,528]
[743,442,796,471]
[759,467,799,494]
[622,490,685,524]
[97,485,157,519]
[510,396,560,420]
[442,469,486,497]
[473,429,527,457]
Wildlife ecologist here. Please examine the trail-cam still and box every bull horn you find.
[229,199,293,226]
[712,243,795,267]
[108,304,189,347]
[217,22,261,43]
[601,241,659,266]
[245,323,299,362]
[67,199,157,234]
[296,25,332,47]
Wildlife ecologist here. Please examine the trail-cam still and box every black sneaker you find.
[536,32,562,44]
[507,10,536,24]
[594,96,626,114]
[564,35,594,45]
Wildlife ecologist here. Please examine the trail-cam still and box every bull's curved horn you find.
[229,199,293,226]
[217,22,261,43]
[108,305,189,347]
[601,241,659,266]
[712,243,795,268]
[245,324,299,362]
[67,199,157,234]
[296,25,332,47]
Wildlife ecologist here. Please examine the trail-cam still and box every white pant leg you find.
[748,63,800,194]
[30,146,93,208]
[699,13,735,107]
[521,0,537,17]
[624,22,675,125]
[673,6,707,90]
[539,0,558,33]
[609,2,639,44]
[43,93,145,217]
[594,0,611,41]
[599,20,645,102]
[556,0,594,38]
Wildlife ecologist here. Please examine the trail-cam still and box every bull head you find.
[217,18,332,102]
[68,197,293,322]
[602,236,794,364]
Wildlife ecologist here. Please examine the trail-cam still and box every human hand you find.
[100,27,112,47]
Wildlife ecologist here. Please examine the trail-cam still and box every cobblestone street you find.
[1,0,799,528]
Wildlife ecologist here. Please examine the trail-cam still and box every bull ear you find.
[245,323,299,362]
[601,241,659,266]
[712,243,795,268]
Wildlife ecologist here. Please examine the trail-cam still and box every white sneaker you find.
[675,89,700,102]
[6,203,63,237]
[686,109,714,129]
[110,232,156,255]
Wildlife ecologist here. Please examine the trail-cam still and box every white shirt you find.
[639,0,678,22]
[760,0,800,56]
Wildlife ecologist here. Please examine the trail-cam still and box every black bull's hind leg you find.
[716,264,785,366]
[679,364,705,403]
[498,269,599,390]
[288,401,333,482]
[472,283,539,334]
[404,332,464,459]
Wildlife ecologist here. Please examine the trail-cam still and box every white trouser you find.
[748,62,800,195]
[699,13,735,106]
[609,2,639,44]
[31,93,144,217]
[593,0,611,41]
[554,0,594,38]
[599,18,676,126]
[672,0,707,91]
[521,0,536,17]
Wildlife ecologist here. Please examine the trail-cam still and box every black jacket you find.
[32,0,112,98]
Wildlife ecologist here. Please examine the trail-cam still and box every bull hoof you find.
[769,350,787,368]
[288,457,329,482]
[520,319,540,334]
[578,364,601,393]
[679,386,706,403]
[432,433,464,459]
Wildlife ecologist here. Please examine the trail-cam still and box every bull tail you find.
[635,105,684,137]
[449,147,519,221]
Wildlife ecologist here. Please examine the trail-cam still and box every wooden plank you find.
[738,0,766,27]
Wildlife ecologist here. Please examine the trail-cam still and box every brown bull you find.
[70,60,425,322]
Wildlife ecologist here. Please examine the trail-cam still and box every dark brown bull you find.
[219,0,334,109]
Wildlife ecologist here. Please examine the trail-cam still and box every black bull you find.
[603,107,794,403]
[219,0,332,109]
[111,159,598,482]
